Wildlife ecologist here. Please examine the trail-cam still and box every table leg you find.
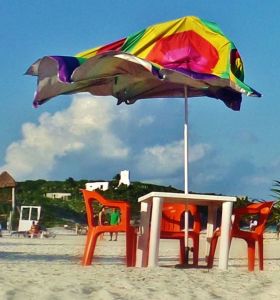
[135,201,152,267]
[184,210,189,248]
[218,201,233,270]
[205,205,218,258]
[148,197,163,267]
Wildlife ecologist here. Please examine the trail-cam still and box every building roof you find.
[0,171,16,188]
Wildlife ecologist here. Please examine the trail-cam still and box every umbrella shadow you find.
[207,257,280,269]
[160,262,209,270]
[0,252,79,263]
[90,255,126,265]
[1,242,68,247]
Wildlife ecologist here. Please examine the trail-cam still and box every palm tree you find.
[271,180,280,223]
[271,180,280,199]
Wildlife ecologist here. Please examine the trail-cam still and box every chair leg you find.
[258,237,264,270]
[82,230,99,266]
[247,240,256,272]
[131,229,137,267]
[126,228,132,267]
[207,234,219,268]
[126,227,137,267]
[179,239,187,264]
[192,236,199,267]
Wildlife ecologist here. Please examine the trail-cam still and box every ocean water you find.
[240,225,277,232]
[265,225,277,232]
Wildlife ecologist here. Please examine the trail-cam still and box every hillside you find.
[0,178,182,228]
[1,177,277,230]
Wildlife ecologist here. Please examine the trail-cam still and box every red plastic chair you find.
[81,189,137,267]
[207,201,274,271]
[160,203,201,266]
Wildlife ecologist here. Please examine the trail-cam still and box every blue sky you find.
[0,1,279,200]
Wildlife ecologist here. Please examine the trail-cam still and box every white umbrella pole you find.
[184,85,189,194]
[184,86,189,256]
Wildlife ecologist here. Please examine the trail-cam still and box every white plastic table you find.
[135,192,236,270]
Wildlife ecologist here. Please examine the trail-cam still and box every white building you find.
[85,182,109,191]
[118,170,130,187]
[45,192,71,200]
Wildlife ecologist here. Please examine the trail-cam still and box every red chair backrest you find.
[232,201,274,235]
[161,202,201,233]
[82,189,130,232]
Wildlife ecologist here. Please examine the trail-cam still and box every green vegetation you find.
[0,177,279,229]
[0,177,182,228]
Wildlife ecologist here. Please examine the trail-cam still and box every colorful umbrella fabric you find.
[26,16,261,110]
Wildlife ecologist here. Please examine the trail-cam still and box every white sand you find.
[0,231,280,300]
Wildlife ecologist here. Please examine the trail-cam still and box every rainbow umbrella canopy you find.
[27,16,260,109]
[26,16,260,192]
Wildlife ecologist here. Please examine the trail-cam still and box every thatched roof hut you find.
[0,171,16,188]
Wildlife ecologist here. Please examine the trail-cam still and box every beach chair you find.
[81,189,137,267]
[160,203,201,266]
[207,201,274,271]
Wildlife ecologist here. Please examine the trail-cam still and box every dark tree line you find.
[0,177,279,228]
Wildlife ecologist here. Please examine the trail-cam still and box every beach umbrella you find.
[26,16,261,193]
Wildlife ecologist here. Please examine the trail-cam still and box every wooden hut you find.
[0,171,16,209]
[0,171,16,230]
[0,171,16,188]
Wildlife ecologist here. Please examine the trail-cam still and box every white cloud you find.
[189,143,212,163]
[137,115,155,127]
[136,140,211,177]
[245,175,272,186]
[0,94,129,180]
[136,140,183,177]
[0,93,212,187]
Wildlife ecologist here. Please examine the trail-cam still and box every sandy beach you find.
[1,230,280,300]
